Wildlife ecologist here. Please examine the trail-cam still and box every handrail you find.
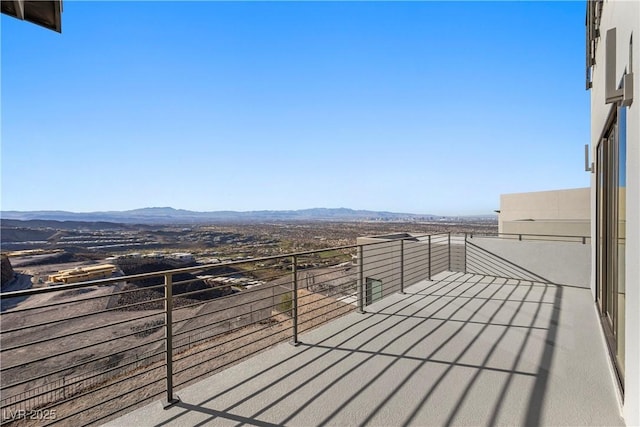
[0,232,446,299]
[1,231,447,425]
[467,232,590,244]
[468,232,590,239]
[5,230,568,425]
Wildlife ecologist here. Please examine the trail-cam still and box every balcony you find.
[0,233,624,426]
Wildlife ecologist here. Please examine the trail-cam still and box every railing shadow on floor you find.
[145,270,562,427]
[2,233,589,426]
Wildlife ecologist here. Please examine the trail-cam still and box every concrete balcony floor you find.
[107,272,624,427]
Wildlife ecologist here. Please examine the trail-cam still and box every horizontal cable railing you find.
[1,230,590,424]
[462,232,591,283]
[467,232,591,244]
[1,233,456,426]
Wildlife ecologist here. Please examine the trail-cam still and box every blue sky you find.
[1,1,590,215]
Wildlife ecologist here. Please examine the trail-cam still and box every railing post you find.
[290,255,300,346]
[448,232,451,270]
[357,245,365,313]
[519,234,522,241]
[399,239,405,294]
[428,235,432,280]
[163,273,180,408]
[582,236,586,244]
[464,232,467,274]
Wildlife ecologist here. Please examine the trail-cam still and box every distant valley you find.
[0,207,496,225]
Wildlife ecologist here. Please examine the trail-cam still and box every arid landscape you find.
[1,216,496,425]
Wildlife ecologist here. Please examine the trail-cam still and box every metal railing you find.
[463,232,591,283]
[0,231,590,425]
[0,233,450,426]
[467,232,591,244]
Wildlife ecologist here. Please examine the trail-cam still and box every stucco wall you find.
[501,220,590,238]
[589,1,639,424]
[499,188,590,235]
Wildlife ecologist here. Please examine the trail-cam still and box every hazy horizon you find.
[1,205,498,218]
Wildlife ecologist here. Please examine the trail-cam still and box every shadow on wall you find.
[464,237,591,288]
[465,241,551,283]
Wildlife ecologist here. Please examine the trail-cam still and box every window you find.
[596,106,626,390]
[365,278,383,305]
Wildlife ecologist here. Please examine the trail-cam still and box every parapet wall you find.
[499,188,590,236]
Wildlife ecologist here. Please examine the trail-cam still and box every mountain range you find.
[0,207,461,224]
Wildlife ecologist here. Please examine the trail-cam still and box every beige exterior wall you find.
[589,1,639,425]
[499,188,590,236]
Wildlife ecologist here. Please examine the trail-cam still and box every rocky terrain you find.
[1,255,15,289]
[114,258,238,310]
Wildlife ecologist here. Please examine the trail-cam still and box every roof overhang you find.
[1,0,62,33]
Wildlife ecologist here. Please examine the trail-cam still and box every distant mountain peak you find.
[125,207,184,215]
[132,207,176,211]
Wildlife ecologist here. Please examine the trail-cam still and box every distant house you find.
[170,253,195,263]
[48,264,116,284]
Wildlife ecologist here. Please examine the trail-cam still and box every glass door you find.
[595,108,626,389]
